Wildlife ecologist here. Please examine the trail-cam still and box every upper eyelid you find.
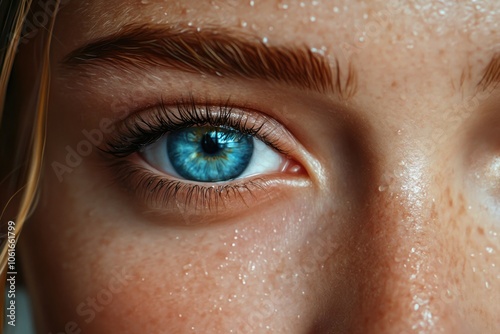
[102,98,295,158]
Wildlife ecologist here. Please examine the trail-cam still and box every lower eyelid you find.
[109,160,311,221]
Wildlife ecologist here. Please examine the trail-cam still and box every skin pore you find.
[13,0,500,333]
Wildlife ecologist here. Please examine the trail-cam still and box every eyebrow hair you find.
[61,25,357,98]
[477,52,500,93]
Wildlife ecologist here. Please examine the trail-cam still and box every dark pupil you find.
[201,132,220,155]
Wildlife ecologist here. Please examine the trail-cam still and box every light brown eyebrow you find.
[477,52,500,93]
[60,24,357,99]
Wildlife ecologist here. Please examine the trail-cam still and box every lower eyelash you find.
[110,161,267,213]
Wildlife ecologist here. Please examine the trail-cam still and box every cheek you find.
[21,163,327,333]
[398,173,500,329]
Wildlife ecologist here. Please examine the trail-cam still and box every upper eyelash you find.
[102,96,286,158]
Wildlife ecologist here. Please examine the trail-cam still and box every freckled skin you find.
[13,0,500,333]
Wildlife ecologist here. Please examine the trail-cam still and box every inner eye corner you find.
[282,157,309,177]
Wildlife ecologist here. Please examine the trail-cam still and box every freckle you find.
[448,198,453,207]
[458,205,465,215]
[477,227,485,235]
[391,81,398,88]
[445,186,451,197]
[466,225,472,237]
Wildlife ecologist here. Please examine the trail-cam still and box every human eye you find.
[103,97,309,221]
[143,125,282,182]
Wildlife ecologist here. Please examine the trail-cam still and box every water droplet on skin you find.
[378,185,387,192]
[249,0,255,6]
[333,6,339,13]
[141,0,150,4]
[486,247,494,254]
[262,37,268,43]
[441,288,456,303]
[310,16,316,22]
[397,129,402,135]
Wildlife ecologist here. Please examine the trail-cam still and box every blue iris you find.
[167,126,254,182]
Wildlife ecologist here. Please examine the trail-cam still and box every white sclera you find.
[142,134,283,182]
[238,138,283,179]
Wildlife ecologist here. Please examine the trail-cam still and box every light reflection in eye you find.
[142,126,283,182]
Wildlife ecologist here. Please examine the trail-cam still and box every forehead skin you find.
[17,0,500,333]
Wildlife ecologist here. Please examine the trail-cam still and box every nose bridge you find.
[349,152,462,333]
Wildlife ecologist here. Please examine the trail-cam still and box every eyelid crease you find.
[60,24,358,99]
